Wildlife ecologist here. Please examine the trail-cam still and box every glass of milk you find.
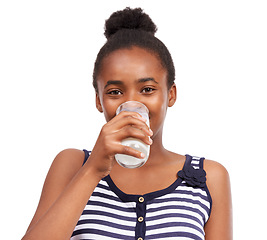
[115,101,150,168]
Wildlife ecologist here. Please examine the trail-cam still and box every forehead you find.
[98,46,167,85]
[100,47,167,77]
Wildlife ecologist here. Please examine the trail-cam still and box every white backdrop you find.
[0,1,266,239]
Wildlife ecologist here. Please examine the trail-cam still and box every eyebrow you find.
[104,80,124,89]
[138,77,158,84]
[104,77,158,89]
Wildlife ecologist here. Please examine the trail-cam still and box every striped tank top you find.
[71,150,212,240]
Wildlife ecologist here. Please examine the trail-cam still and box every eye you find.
[141,87,155,94]
[107,89,123,95]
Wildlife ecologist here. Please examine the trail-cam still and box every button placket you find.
[135,196,146,240]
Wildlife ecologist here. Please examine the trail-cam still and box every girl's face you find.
[96,46,176,140]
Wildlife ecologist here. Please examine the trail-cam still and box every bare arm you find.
[204,160,233,240]
[22,149,102,240]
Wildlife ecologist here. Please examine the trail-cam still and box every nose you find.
[122,89,148,110]
[125,91,142,103]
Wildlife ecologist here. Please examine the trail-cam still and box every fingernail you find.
[148,137,153,144]
[140,153,145,158]
[149,129,153,135]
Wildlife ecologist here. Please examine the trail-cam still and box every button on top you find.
[138,196,144,203]
[137,238,143,240]
[138,216,144,222]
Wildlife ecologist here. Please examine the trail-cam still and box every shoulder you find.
[203,159,233,238]
[53,148,85,163]
[49,148,86,177]
[204,159,230,180]
[44,148,86,189]
[43,148,86,191]
[54,148,85,161]
[203,159,231,198]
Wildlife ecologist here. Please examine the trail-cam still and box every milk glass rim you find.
[116,101,149,115]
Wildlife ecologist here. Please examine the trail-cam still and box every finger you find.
[118,145,146,159]
[116,125,153,146]
[118,110,147,122]
[109,112,152,136]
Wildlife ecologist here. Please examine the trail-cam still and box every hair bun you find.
[104,7,157,39]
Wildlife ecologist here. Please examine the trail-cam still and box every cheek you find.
[98,97,116,122]
[152,104,167,120]
[148,98,168,127]
[97,89,118,122]
[103,106,117,122]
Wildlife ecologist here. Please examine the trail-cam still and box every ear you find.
[168,83,177,107]
[95,92,103,113]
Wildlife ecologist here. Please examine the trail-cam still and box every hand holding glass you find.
[115,101,150,168]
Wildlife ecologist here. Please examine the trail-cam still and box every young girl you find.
[22,7,232,240]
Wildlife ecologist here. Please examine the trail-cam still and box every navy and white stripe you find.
[71,151,212,240]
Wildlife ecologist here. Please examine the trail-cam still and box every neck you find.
[145,128,169,166]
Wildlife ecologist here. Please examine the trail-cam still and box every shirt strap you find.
[183,154,205,171]
[82,149,91,165]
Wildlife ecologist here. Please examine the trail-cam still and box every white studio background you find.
[0,0,266,239]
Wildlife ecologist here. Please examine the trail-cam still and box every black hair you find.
[93,7,175,92]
